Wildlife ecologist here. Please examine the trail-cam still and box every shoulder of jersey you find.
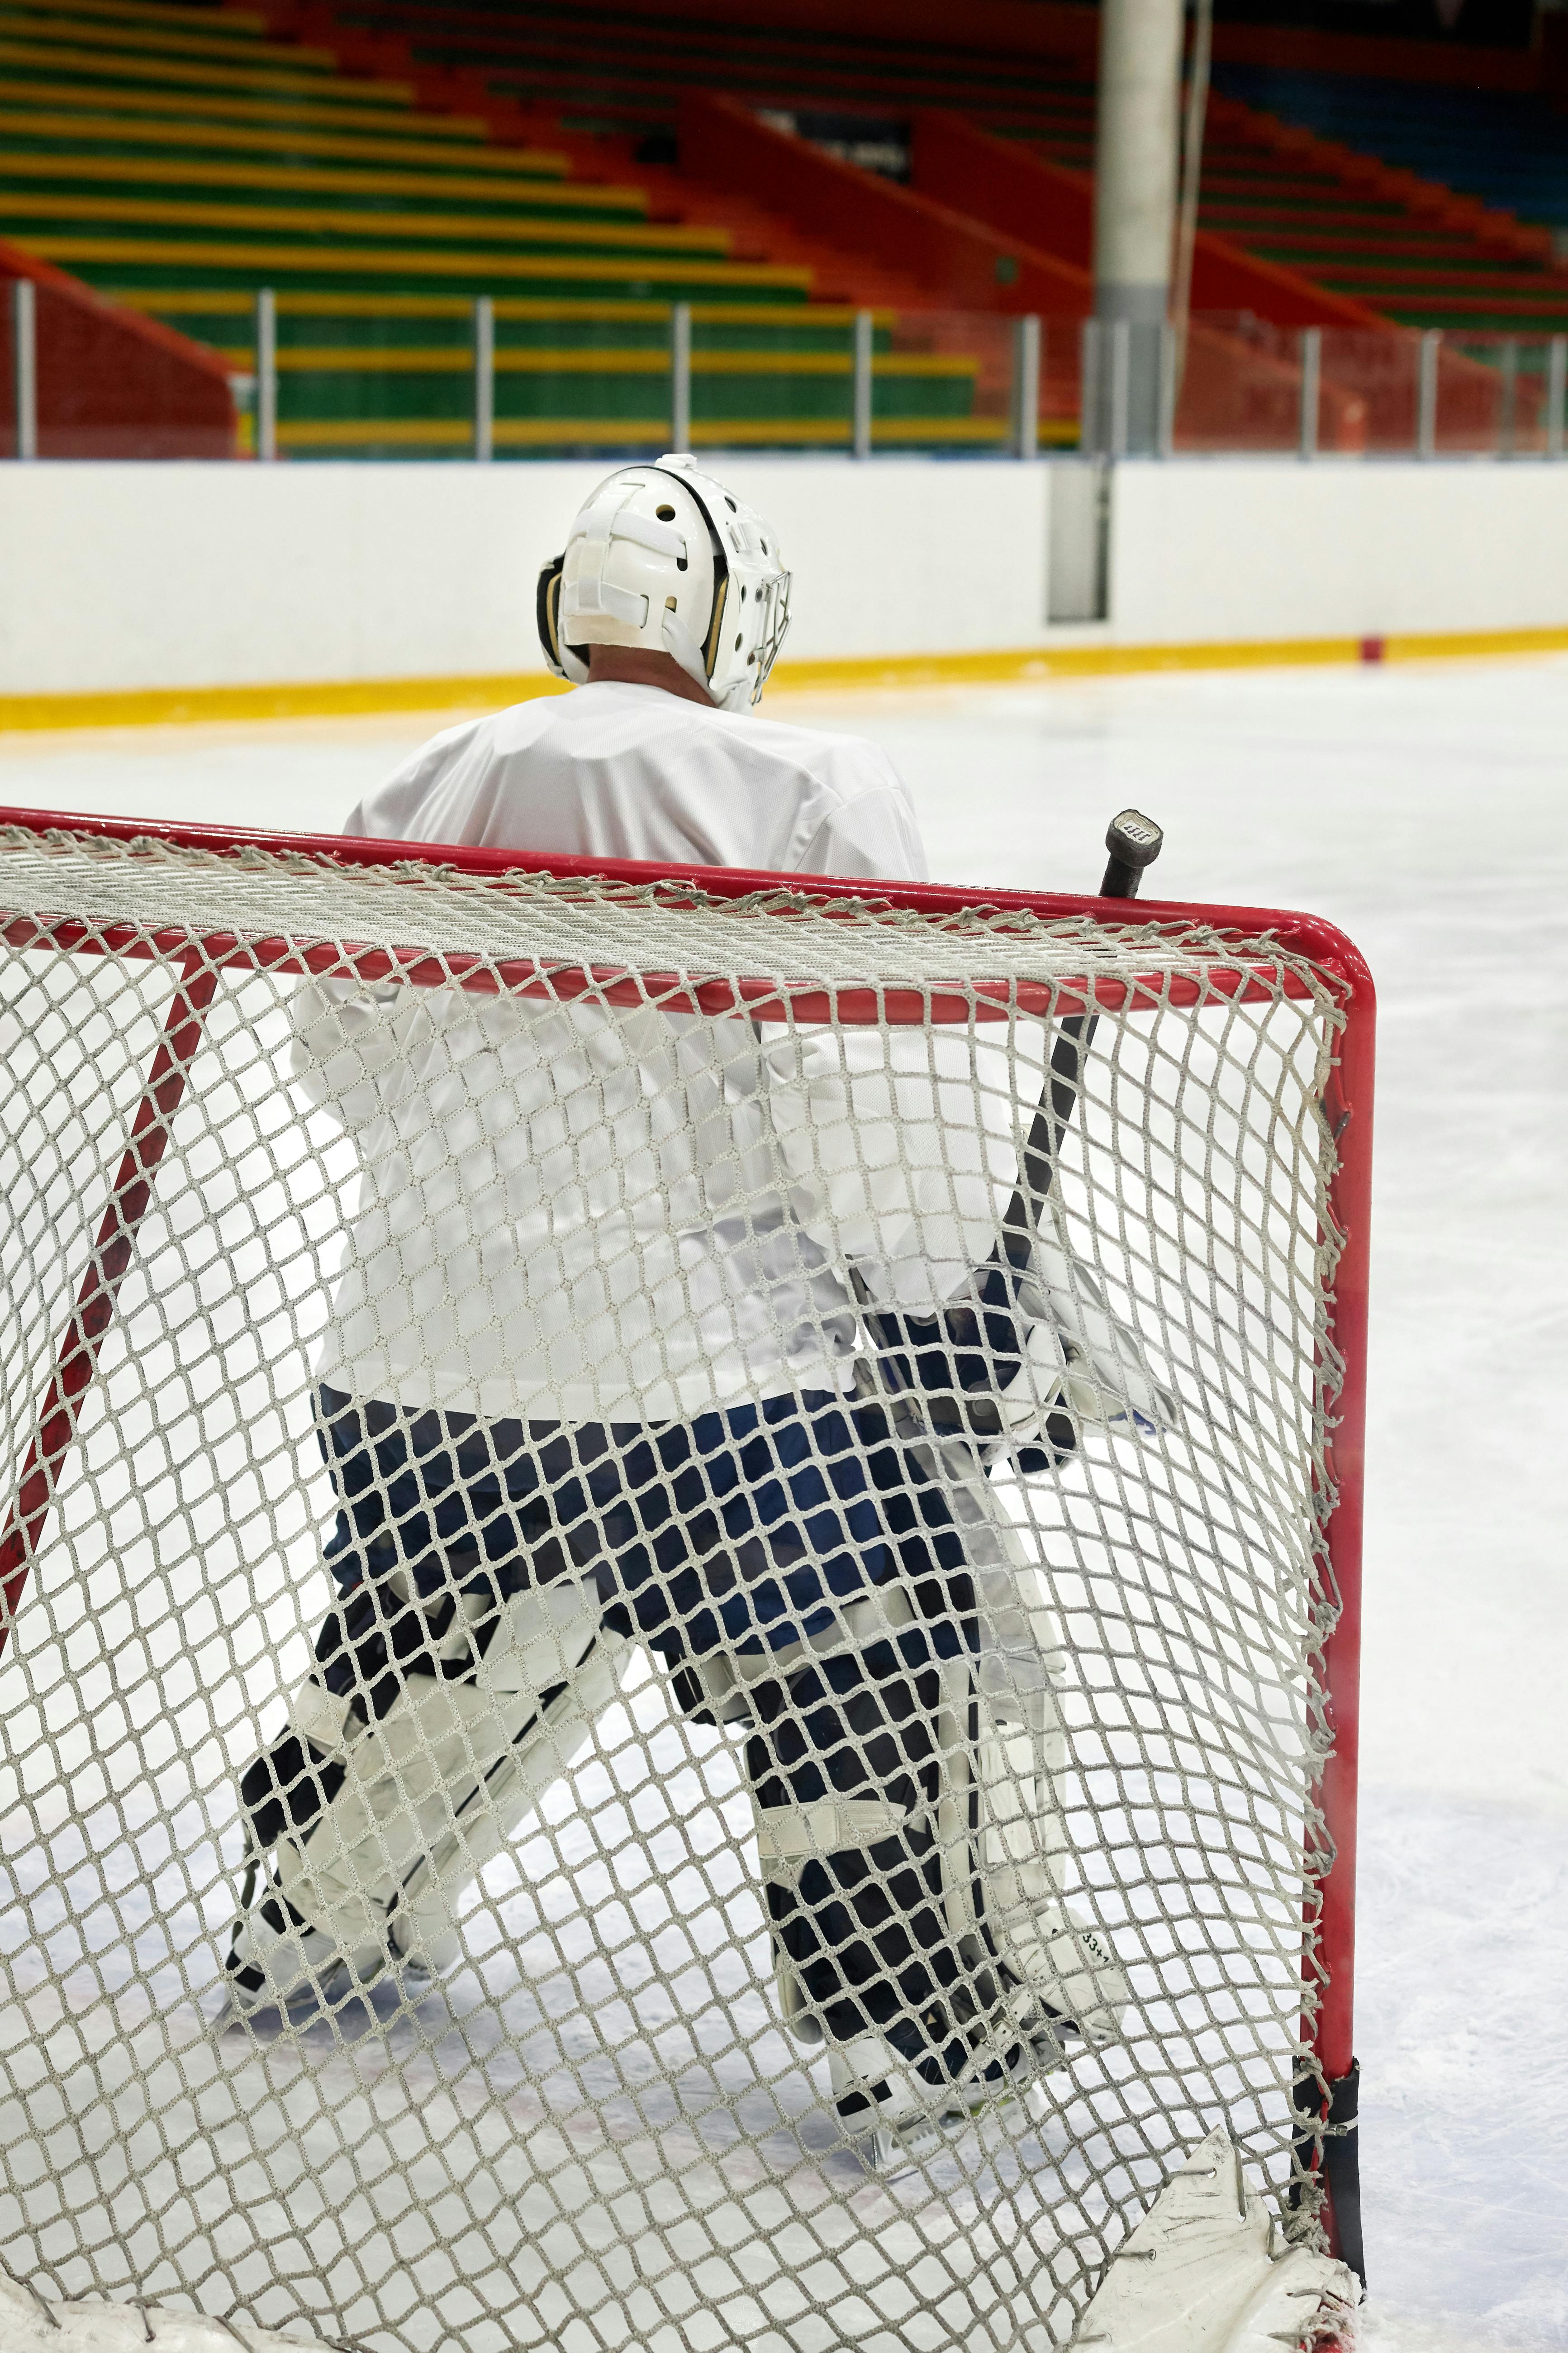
[711,704,893,784]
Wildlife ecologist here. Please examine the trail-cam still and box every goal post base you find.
[1292,2057,1365,2287]
[1076,2129,1360,2353]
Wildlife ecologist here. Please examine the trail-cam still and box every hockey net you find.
[0,814,1370,2353]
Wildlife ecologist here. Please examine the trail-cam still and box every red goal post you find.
[0,805,1373,2339]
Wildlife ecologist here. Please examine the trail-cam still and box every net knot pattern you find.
[0,828,1356,2353]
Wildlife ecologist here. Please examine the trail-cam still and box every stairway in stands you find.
[0,0,982,455]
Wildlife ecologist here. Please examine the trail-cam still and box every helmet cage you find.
[536,457,789,709]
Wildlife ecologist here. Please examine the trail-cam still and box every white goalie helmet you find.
[536,453,791,711]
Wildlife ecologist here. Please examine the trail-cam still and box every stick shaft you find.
[1000,809,1162,1255]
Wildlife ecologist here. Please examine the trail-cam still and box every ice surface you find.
[2,657,1565,2346]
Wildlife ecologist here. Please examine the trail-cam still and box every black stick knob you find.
[1100,808,1164,901]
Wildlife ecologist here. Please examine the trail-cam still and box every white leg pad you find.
[976,1713,1131,2046]
[251,1576,632,1982]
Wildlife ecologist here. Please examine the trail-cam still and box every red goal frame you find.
[0,802,1374,2279]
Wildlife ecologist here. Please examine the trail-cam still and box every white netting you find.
[0,827,1351,2353]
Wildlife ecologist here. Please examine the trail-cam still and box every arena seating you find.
[1214,65,1568,254]
[289,0,1568,342]
[0,0,1004,454]
[3,0,1564,458]
[1198,82,1568,338]
[286,0,1097,147]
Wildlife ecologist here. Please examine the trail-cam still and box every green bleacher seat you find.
[0,0,1005,456]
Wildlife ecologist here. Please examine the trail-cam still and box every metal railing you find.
[10,283,1567,464]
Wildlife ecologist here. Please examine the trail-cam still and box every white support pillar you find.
[670,301,691,454]
[1091,0,1183,455]
[10,278,36,462]
[472,295,494,464]
[254,287,276,464]
[852,309,874,459]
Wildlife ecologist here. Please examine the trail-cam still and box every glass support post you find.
[1079,317,1101,456]
[670,302,691,455]
[1108,319,1131,459]
[1156,319,1176,457]
[1298,327,1321,461]
[1498,337,1517,458]
[852,309,874,459]
[1012,314,1041,461]
[473,295,494,464]
[254,287,276,463]
[10,279,36,462]
[1416,329,1440,461]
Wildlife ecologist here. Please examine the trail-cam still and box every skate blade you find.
[222,1964,348,2024]
[841,2079,1037,2177]
[222,1938,391,2024]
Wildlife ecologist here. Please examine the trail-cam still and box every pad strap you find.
[285,1677,356,1760]
[754,1796,910,1885]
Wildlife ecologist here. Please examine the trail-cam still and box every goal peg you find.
[1099,808,1164,900]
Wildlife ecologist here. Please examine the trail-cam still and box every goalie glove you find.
[862,1238,1178,1470]
[1021,1229,1180,1438]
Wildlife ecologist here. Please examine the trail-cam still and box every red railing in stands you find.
[0,245,237,462]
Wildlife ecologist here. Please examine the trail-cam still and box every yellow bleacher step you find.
[0,150,650,213]
[114,293,896,328]
[0,3,340,72]
[29,237,814,292]
[0,0,272,34]
[0,30,413,105]
[274,416,1012,451]
[0,73,486,140]
[209,346,982,378]
[0,191,729,252]
[0,104,570,174]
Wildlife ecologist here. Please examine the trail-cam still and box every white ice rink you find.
[2,655,1564,2351]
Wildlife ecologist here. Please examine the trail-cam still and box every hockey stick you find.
[1000,806,1164,1268]
[857,810,1163,1462]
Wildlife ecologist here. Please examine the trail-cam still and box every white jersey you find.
[340,681,929,879]
[294,684,1014,1424]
